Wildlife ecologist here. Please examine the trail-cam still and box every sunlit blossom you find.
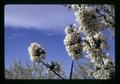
[28,42,46,62]
[64,25,83,60]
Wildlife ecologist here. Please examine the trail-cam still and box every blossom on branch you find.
[74,6,103,35]
[47,61,61,72]
[64,25,83,60]
[93,58,115,79]
[28,42,46,62]
[85,32,108,50]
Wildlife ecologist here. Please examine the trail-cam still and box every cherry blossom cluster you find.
[28,42,46,62]
[64,25,83,60]
[66,4,115,79]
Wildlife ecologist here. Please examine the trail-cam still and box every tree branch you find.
[38,59,65,80]
[70,60,74,79]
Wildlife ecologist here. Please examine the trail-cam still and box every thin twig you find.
[69,60,74,79]
[39,59,65,80]
[83,40,91,48]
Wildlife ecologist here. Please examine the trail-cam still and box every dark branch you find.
[70,60,74,79]
[38,59,65,80]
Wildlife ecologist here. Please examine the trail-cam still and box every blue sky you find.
[5,5,115,76]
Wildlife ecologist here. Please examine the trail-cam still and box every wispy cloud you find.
[5,5,75,32]
[7,33,27,40]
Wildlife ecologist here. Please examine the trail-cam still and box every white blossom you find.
[66,4,115,79]
[64,25,74,34]
[84,32,108,50]
[103,58,110,65]
[28,42,46,62]
[91,59,95,63]
[70,4,79,11]
[76,7,102,34]
[64,25,83,60]
[93,64,115,79]
[83,43,91,52]
[94,32,108,49]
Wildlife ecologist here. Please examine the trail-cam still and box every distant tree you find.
[5,60,44,79]
[5,60,66,79]
[72,61,95,79]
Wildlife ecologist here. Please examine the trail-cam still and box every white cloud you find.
[5,5,75,32]
[7,33,27,39]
